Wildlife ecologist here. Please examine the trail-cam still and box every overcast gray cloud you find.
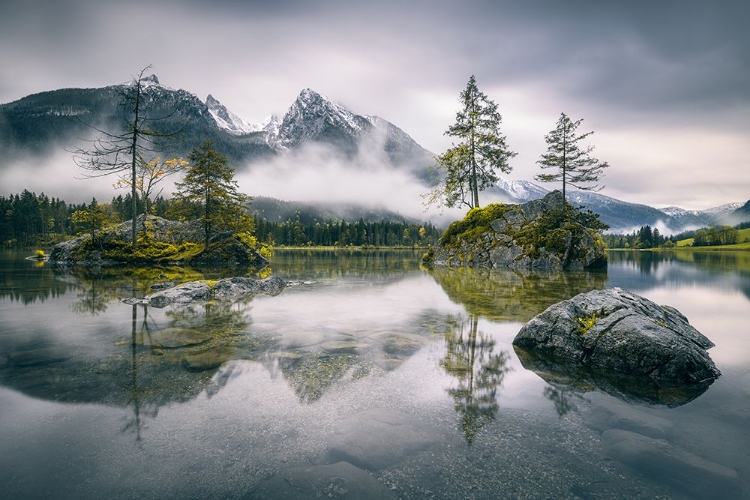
[1,0,748,210]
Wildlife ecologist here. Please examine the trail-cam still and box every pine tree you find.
[425,75,516,210]
[535,112,609,202]
[174,141,251,247]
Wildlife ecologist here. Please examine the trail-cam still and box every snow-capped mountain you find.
[268,88,433,174]
[492,178,744,234]
[276,88,370,151]
[205,94,258,135]
[493,177,550,202]
[1,75,745,231]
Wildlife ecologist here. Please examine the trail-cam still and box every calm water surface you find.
[0,248,748,499]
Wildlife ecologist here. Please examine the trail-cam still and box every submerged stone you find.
[601,429,742,498]
[250,461,395,499]
[327,407,443,471]
[512,288,721,399]
[144,327,214,349]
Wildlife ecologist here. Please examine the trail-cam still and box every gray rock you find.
[144,275,287,308]
[513,288,720,390]
[250,461,395,499]
[146,282,211,308]
[212,275,286,300]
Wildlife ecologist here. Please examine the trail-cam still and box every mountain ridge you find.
[1,75,746,233]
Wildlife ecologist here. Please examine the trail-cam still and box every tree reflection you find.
[441,314,511,445]
[121,303,162,442]
[428,267,607,322]
[542,384,589,417]
[71,275,111,315]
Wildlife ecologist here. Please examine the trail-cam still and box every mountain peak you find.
[142,74,160,85]
[204,93,256,135]
[278,88,371,150]
[298,88,324,101]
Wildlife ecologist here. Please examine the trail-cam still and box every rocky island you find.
[423,191,607,271]
[48,215,269,269]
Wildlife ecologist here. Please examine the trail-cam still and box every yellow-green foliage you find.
[99,239,204,262]
[236,231,274,259]
[439,203,513,247]
[577,313,598,334]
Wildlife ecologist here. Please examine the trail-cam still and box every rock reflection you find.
[428,267,607,322]
[515,346,715,409]
[440,314,511,444]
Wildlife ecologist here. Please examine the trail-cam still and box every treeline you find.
[603,225,675,249]
[0,189,440,248]
[0,190,171,247]
[254,217,441,247]
[604,224,741,249]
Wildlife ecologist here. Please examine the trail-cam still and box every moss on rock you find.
[426,191,608,271]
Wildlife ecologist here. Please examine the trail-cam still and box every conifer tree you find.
[174,141,251,247]
[425,75,516,210]
[535,113,609,202]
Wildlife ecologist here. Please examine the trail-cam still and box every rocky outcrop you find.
[425,191,607,270]
[188,231,268,268]
[49,215,268,268]
[143,275,287,308]
[512,288,720,391]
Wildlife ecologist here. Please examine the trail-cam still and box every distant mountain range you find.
[1,75,747,233]
[491,178,744,234]
[0,74,432,176]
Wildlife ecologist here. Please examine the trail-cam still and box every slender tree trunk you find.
[470,101,479,209]
[562,133,567,203]
[130,83,141,249]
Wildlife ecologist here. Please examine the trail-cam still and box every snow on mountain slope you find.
[205,94,258,135]
[494,177,550,202]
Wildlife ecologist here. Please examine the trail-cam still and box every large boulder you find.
[512,288,720,392]
[425,191,607,271]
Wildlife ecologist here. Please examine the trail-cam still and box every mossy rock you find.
[426,191,607,271]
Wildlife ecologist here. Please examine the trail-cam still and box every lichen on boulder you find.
[424,191,608,271]
[512,287,721,401]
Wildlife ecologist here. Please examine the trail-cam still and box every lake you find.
[0,248,748,499]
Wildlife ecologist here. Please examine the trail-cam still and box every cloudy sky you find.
[1,0,748,211]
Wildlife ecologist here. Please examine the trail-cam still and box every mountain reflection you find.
[440,314,511,445]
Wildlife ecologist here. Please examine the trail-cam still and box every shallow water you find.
[0,248,748,499]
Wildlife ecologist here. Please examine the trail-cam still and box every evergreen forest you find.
[0,189,441,249]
